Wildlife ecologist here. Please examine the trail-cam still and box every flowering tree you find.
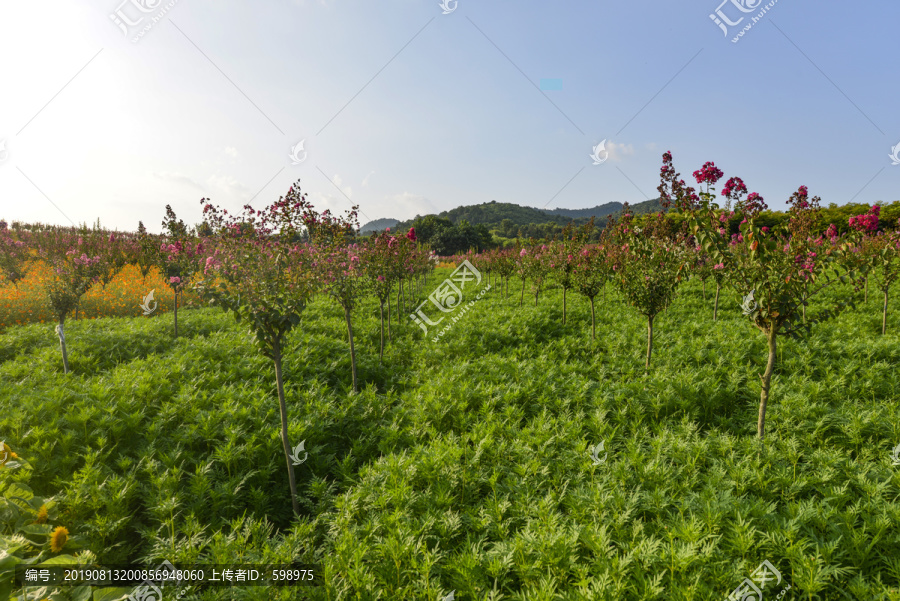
[571,244,609,341]
[133,221,161,283]
[194,184,324,516]
[361,232,396,362]
[36,230,103,373]
[608,210,687,368]
[315,240,366,393]
[160,206,202,337]
[853,214,900,335]
[849,205,881,303]
[670,152,853,437]
[0,224,29,288]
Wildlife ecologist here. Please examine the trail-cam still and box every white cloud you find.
[606,141,635,162]
[381,192,436,220]
[207,174,251,197]
[224,146,239,159]
[153,171,204,190]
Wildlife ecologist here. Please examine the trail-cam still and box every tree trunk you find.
[713,283,721,321]
[55,318,70,374]
[397,282,402,327]
[563,287,567,324]
[520,278,526,307]
[387,290,392,341]
[590,296,596,341]
[646,314,654,369]
[758,329,777,439]
[174,290,179,338]
[344,305,358,393]
[379,300,385,363]
[883,288,889,336]
[272,343,300,517]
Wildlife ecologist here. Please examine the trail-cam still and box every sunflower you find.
[49,526,69,552]
[0,442,10,467]
[35,504,48,524]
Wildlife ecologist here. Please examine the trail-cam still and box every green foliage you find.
[2,270,900,599]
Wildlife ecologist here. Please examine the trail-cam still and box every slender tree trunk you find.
[379,300,385,363]
[590,296,596,341]
[883,288,889,336]
[520,278,526,307]
[758,329,777,439]
[534,289,539,307]
[344,305,358,393]
[272,343,300,516]
[397,282,402,327]
[563,287,567,324]
[387,292,392,341]
[174,291,179,338]
[55,318,70,374]
[646,314,654,369]
[713,282,721,321]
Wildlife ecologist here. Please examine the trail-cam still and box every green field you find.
[3,268,900,600]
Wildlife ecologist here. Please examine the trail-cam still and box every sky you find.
[0,0,897,234]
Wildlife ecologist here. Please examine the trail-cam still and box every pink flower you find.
[169,276,181,284]
[520,249,527,257]
[713,263,724,270]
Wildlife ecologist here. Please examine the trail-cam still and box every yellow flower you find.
[35,504,48,524]
[10,452,17,459]
[50,526,69,552]
[0,442,11,467]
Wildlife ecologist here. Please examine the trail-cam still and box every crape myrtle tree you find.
[160,205,203,338]
[315,239,367,394]
[35,230,102,374]
[607,207,687,368]
[194,182,343,517]
[571,243,609,341]
[852,213,900,335]
[134,221,161,283]
[664,150,854,438]
[0,222,29,288]
[360,232,396,362]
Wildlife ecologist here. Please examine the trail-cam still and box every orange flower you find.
[50,526,69,552]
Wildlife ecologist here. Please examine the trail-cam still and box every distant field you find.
[0,262,201,330]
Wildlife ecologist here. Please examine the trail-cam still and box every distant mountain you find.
[542,202,623,220]
[360,218,400,233]
[365,198,666,235]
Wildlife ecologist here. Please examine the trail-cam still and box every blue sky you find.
[1,0,897,233]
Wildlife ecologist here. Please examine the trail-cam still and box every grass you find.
[2,267,900,600]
